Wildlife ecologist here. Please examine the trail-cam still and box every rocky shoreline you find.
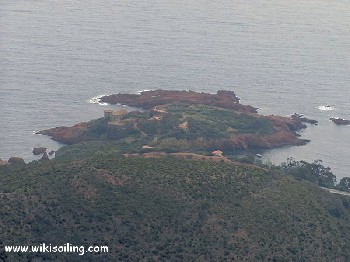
[291,113,318,125]
[100,89,258,113]
[39,90,309,151]
[37,122,89,145]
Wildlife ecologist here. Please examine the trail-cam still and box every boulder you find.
[32,147,47,155]
[0,159,7,165]
[8,157,25,165]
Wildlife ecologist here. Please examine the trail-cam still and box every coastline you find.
[38,90,309,152]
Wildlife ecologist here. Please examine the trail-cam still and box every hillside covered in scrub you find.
[2,89,350,261]
[1,152,350,261]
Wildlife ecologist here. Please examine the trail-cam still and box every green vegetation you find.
[1,150,350,261]
[280,158,337,188]
[2,100,349,261]
[337,177,350,192]
[70,103,277,154]
[277,157,350,195]
[166,103,275,136]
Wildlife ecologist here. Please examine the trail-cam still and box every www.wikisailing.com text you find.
[5,243,108,256]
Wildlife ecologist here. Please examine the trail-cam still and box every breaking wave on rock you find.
[88,94,109,106]
[137,89,153,95]
[317,105,335,111]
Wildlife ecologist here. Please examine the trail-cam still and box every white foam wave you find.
[88,94,110,106]
[317,105,335,111]
[138,89,153,94]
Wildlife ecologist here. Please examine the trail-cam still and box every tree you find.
[337,177,350,192]
[281,158,336,188]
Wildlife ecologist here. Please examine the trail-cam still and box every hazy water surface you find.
[1,0,349,178]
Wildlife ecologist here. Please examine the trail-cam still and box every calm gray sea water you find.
[1,0,349,178]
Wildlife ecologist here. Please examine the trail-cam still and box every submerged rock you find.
[330,117,350,125]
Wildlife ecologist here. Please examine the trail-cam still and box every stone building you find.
[104,109,128,120]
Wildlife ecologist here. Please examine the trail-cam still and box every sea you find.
[1,0,349,179]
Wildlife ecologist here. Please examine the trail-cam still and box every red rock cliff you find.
[100,90,257,113]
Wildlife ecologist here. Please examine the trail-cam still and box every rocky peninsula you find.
[39,90,309,153]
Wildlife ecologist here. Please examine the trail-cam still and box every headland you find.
[38,90,309,154]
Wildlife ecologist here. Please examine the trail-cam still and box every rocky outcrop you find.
[100,90,257,113]
[208,131,308,151]
[32,147,47,155]
[37,122,89,144]
[244,130,309,149]
[268,115,306,132]
[205,115,308,151]
[40,152,50,161]
[8,157,25,165]
[48,150,55,156]
[257,115,309,147]
[0,159,7,165]
[330,118,350,125]
[291,113,318,125]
